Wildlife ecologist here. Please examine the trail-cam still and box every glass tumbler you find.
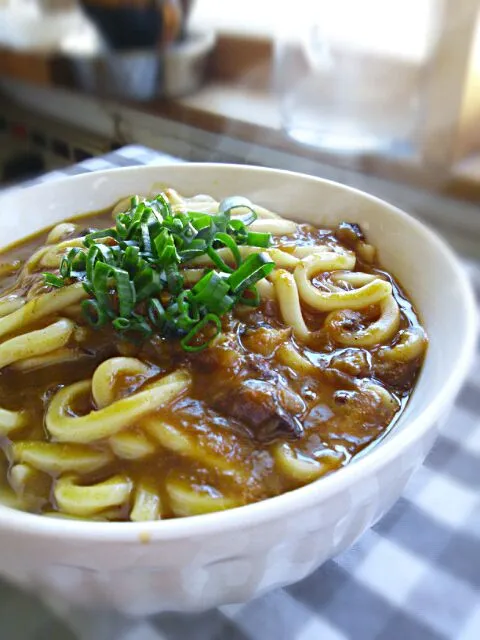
[274,0,439,155]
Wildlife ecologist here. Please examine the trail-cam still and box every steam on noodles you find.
[0,189,427,521]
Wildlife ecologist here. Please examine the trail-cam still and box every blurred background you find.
[0,0,480,257]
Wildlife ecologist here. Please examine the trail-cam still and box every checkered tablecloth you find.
[2,145,480,640]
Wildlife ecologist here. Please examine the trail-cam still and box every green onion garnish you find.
[219,196,257,225]
[44,193,275,351]
[43,273,65,288]
[81,299,108,327]
[147,298,166,329]
[246,231,272,248]
[228,253,275,295]
[214,232,242,268]
[181,313,222,352]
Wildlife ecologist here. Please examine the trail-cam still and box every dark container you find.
[79,1,184,51]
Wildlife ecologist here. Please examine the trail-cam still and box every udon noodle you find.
[0,189,427,521]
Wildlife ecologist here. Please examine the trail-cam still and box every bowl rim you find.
[0,163,477,543]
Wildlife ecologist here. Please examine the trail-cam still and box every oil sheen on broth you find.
[0,190,427,521]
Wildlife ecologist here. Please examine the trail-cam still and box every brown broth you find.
[0,206,427,520]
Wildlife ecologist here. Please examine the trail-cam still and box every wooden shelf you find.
[0,40,480,203]
[0,48,74,88]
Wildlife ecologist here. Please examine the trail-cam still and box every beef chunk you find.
[330,348,372,377]
[241,326,292,357]
[372,356,421,392]
[335,222,365,249]
[212,378,305,442]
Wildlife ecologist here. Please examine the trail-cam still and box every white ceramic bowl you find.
[0,164,476,615]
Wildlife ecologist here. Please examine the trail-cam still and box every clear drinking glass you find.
[274,0,439,155]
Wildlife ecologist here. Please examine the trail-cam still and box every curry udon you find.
[0,189,427,521]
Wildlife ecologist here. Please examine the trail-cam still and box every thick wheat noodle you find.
[275,343,318,375]
[45,223,77,245]
[40,238,86,269]
[91,357,153,409]
[0,283,86,339]
[271,269,310,340]
[62,303,85,323]
[112,196,134,217]
[246,205,280,219]
[0,407,28,436]
[330,271,377,286]
[248,218,297,235]
[109,430,156,460]
[325,295,400,347]
[0,296,25,318]
[357,241,376,263]
[292,245,353,259]
[54,474,133,517]
[46,370,191,443]
[163,189,281,220]
[11,347,82,372]
[0,319,75,369]
[11,442,113,475]
[294,254,392,311]
[143,418,245,481]
[273,443,343,482]
[24,246,50,272]
[256,278,276,300]
[9,463,42,498]
[188,246,299,269]
[0,262,21,279]
[379,327,427,362]
[90,357,161,457]
[166,477,239,517]
[361,380,400,413]
[182,268,205,286]
[130,481,162,521]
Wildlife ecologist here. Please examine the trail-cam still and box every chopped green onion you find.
[239,286,261,307]
[129,314,153,337]
[43,273,64,288]
[206,246,234,274]
[43,191,281,351]
[122,245,141,276]
[155,193,171,217]
[82,299,108,327]
[214,232,242,268]
[219,196,257,225]
[246,231,272,248]
[179,238,207,262]
[141,223,152,255]
[134,267,162,302]
[190,214,212,234]
[90,261,112,315]
[181,313,222,352]
[210,213,229,235]
[66,247,87,275]
[148,298,166,329]
[191,271,235,315]
[112,267,136,317]
[166,262,183,295]
[59,257,70,279]
[113,317,131,331]
[228,252,275,294]
[84,229,117,246]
